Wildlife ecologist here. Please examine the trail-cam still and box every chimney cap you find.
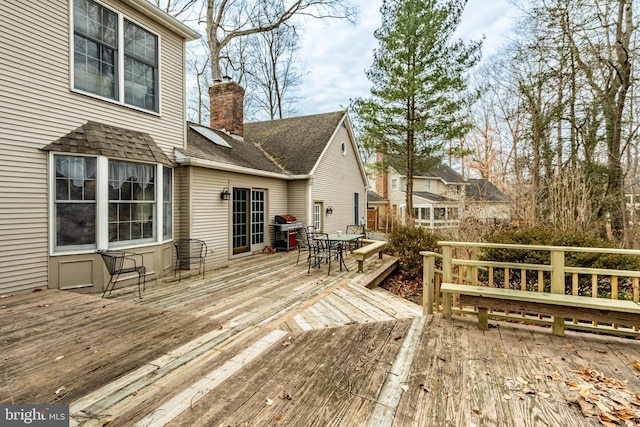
[213,78,222,85]
[222,75,232,82]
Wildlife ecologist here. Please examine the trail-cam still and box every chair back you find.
[174,239,207,259]
[98,251,124,275]
[295,228,310,249]
[346,225,364,235]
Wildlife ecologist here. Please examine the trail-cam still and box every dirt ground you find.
[380,271,423,306]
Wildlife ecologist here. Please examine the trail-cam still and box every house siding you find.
[287,180,310,227]
[312,124,366,233]
[188,167,288,266]
[0,0,189,294]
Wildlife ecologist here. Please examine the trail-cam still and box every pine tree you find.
[352,0,481,222]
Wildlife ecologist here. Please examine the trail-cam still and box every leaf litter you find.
[566,366,640,426]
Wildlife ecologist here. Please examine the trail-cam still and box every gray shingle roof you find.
[413,191,456,202]
[465,178,510,202]
[420,164,467,184]
[41,121,173,166]
[244,111,346,175]
[184,123,284,174]
[367,191,387,203]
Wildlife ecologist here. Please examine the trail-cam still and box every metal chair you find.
[97,250,146,298]
[346,224,365,250]
[295,227,313,265]
[308,232,341,275]
[174,239,208,281]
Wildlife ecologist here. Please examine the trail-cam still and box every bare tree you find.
[205,0,356,82]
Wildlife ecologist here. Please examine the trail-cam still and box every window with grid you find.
[73,0,159,112]
[251,190,265,245]
[54,155,97,250]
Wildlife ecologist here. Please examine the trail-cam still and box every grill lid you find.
[275,215,296,224]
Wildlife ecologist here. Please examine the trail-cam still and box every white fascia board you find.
[128,0,200,40]
[175,150,310,180]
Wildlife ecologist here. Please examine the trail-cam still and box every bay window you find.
[53,154,172,252]
[73,0,159,113]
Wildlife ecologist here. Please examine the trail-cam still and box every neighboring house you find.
[177,80,368,262]
[375,164,467,229]
[371,162,510,229]
[464,178,511,225]
[0,0,199,295]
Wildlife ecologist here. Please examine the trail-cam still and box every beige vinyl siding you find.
[189,168,288,266]
[0,0,190,293]
[312,124,366,233]
[287,180,310,227]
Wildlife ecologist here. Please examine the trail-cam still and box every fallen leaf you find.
[503,394,511,400]
[565,343,574,349]
[538,392,551,398]
[394,335,403,341]
[522,388,536,395]
[472,406,481,415]
[54,355,65,362]
[281,341,291,347]
[575,396,596,417]
[632,360,640,372]
[102,420,113,427]
[401,384,409,392]
[266,398,273,406]
[579,387,591,397]
[419,383,430,393]
[544,357,551,364]
[275,414,283,421]
[517,376,529,385]
[38,303,51,307]
[54,386,66,395]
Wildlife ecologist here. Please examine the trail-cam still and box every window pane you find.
[163,167,172,240]
[54,155,97,249]
[124,20,157,111]
[73,0,117,99]
[108,160,155,244]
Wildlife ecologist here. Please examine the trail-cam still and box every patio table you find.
[323,233,366,271]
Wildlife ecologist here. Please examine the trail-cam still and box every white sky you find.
[294,0,519,116]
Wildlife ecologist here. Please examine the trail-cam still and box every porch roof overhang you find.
[413,191,458,203]
[174,149,311,180]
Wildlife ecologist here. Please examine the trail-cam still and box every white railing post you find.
[421,251,437,315]
[550,248,566,336]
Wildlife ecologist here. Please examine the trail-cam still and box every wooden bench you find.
[440,283,640,336]
[353,239,387,273]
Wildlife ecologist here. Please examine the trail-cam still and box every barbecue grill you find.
[273,215,303,251]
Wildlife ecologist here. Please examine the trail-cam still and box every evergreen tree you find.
[352,0,481,222]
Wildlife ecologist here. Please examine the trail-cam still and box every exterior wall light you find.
[221,187,231,200]
[326,206,333,215]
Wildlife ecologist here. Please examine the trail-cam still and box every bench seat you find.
[353,240,386,273]
[440,283,640,336]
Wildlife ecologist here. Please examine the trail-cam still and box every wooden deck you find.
[1,251,640,426]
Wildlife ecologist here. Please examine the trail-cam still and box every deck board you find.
[2,251,640,426]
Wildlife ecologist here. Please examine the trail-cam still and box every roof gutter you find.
[175,150,311,180]
[128,0,200,41]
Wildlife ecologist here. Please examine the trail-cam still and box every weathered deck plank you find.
[3,251,640,427]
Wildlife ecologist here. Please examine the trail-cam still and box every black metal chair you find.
[295,227,313,265]
[308,232,341,275]
[97,250,146,299]
[174,239,208,281]
[346,224,365,250]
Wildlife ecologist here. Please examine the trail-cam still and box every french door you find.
[232,188,265,254]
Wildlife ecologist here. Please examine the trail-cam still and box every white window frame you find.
[391,178,398,191]
[50,153,171,255]
[425,180,431,191]
[70,0,162,115]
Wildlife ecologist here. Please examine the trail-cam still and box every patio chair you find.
[98,250,146,299]
[174,238,208,281]
[295,227,313,265]
[308,232,341,275]
[345,224,365,251]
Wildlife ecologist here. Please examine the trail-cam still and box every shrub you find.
[386,225,441,279]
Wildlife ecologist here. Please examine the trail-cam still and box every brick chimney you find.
[209,78,245,137]
[375,151,388,199]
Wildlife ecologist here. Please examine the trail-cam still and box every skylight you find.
[190,125,232,148]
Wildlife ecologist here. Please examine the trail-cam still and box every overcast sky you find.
[294,0,519,116]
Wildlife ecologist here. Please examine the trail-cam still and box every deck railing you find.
[421,241,640,336]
